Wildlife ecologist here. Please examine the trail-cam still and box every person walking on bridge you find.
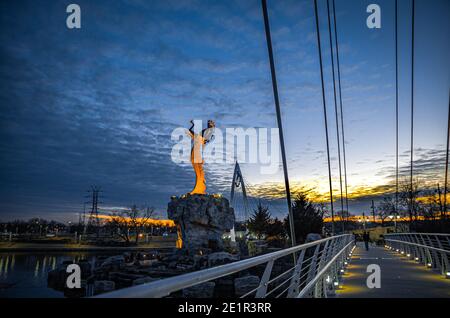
[363,232,370,251]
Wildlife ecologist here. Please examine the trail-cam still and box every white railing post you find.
[314,240,330,298]
[255,260,274,298]
[287,249,306,298]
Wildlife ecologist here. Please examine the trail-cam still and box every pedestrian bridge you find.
[98,233,450,298]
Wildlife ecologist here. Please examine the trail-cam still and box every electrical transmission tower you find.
[84,185,102,236]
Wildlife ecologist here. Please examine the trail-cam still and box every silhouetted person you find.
[363,232,370,251]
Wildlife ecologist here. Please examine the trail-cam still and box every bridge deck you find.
[336,243,450,298]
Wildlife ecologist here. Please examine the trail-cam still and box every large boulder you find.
[93,280,115,295]
[234,275,260,297]
[207,252,239,267]
[48,260,91,292]
[132,276,159,286]
[168,194,235,255]
[305,233,322,243]
[182,282,216,298]
[100,255,125,268]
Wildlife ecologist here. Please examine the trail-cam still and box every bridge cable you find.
[261,0,297,248]
[332,0,350,224]
[444,91,450,218]
[241,175,286,220]
[314,0,335,234]
[327,0,345,233]
[395,0,399,221]
[409,0,415,222]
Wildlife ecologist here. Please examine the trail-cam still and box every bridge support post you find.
[255,260,274,298]
[287,249,306,297]
[314,240,330,297]
[301,244,321,297]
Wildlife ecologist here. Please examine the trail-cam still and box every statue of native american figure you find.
[187,120,215,195]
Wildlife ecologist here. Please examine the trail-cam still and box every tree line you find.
[246,192,324,246]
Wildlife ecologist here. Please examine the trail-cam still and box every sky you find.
[0,0,449,222]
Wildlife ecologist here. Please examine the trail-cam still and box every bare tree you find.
[419,186,443,221]
[377,196,395,226]
[399,178,421,222]
[109,205,154,244]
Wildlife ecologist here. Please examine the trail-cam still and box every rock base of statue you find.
[168,194,235,256]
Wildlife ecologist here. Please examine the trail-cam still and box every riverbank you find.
[0,241,176,252]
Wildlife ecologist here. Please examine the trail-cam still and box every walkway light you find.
[446,272,450,279]
[415,257,419,261]
[427,263,432,268]
[340,269,345,273]
[344,261,348,265]
[401,251,404,254]
[407,254,411,257]
[333,281,339,287]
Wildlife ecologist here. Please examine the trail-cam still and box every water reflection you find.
[0,252,113,298]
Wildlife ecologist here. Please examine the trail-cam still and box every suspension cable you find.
[314,0,335,234]
[444,91,450,218]
[261,0,297,247]
[332,0,349,223]
[395,0,399,221]
[326,0,345,233]
[409,0,415,222]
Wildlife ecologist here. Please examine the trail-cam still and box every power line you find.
[261,0,297,247]
[327,0,345,233]
[314,0,335,235]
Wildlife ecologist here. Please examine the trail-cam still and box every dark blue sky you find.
[0,0,449,222]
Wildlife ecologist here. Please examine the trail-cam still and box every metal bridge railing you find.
[97,234,354,298]
[384,233,450,278]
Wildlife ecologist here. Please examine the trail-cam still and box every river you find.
[0,252,118,298]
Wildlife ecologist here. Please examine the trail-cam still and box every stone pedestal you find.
[168,194,235,255]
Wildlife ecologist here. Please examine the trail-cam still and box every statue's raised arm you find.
[202,120,215,144]
[186,120,195,139]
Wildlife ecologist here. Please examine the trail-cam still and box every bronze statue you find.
[187,120,215,194]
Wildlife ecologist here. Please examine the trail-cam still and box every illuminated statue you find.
[187,120,215,194]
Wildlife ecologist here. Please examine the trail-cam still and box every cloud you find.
[0,0,447,221]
